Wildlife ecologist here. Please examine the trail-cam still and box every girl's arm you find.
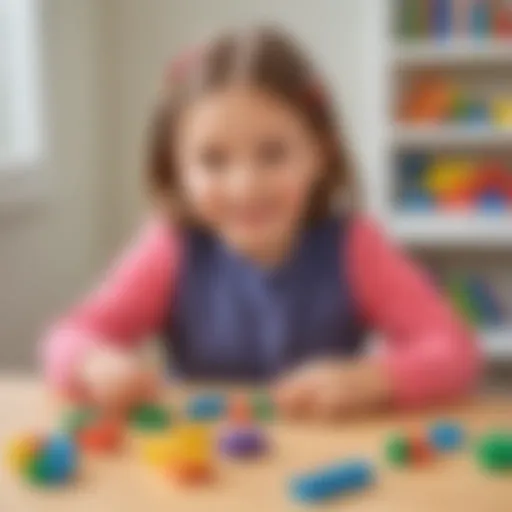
[348,217,482,408]
[40,217,180,391]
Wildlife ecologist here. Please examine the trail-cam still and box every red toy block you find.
[77,417,124,453]
[409,437,433,465]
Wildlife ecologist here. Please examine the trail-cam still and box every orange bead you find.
[169,461,213,485]
[228,394,252,425]
[77,417,124,453]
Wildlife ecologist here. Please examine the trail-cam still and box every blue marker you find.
[289,459,375,503]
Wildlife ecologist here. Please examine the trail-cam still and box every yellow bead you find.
[5,436,39,471]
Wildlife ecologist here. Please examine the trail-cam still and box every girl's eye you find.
[257,138,289,167]
[199,146,228,172]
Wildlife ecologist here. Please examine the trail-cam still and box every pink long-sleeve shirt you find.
[41,216,481,407]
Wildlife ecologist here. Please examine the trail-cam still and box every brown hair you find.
[147,25,358,222]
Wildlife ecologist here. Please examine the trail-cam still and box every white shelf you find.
[389,214,512,247]
[483,326,512,359]
[393,40,512,66]
[392,125,512,149]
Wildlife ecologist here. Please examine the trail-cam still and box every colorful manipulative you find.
[250,392,275,421]
[186,393,226,422]
[289,459,375,504]
[219,394,268,459]
[429,422,465,452]
[475,431,512,472]
[129,403,171,432]
[6,433,77,486]
[385,433,433,467]
[141,425,214,484]
[74,414,125,453]
[399,154,512,214]
[445,274,505,328]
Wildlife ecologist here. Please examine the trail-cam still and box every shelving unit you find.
[361,1,512,360]
[393,40,512,66]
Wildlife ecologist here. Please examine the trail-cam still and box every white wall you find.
[0,0,106,368]
[103,0,369,241]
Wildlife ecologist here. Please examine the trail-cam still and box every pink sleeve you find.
[40,217,181,390]
[348,216,482,408]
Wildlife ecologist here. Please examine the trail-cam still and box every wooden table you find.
[0,377,511,512]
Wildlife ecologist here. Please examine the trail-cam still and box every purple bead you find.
[218,426,267,458]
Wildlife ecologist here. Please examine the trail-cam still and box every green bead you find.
[475,432,512,472]
[129,403,171,431]
[23,455,50,486]
[251,393,274,421]
[62,407,97,435]
[385,435,409,467]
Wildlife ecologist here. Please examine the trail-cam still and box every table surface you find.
[0,377,511,512]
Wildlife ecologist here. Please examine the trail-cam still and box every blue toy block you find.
[429,422,465,452]
[40,435,77,483]
[467,276,504,326]
[478,192,508,214]
[186,393,226,421]
[289,459,375,504]
[400,190,435,212]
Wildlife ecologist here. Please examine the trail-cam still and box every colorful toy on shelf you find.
[289,459,375,504]
[6,433,77,486]
[492,97,512,127]
[495,1,512,39]
[400,77,455,123]
[445,274,505,328]
[399,153,512,213]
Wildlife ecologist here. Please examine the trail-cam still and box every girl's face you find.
[175,86,325,261]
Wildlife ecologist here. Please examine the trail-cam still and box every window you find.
[0,0,43,205]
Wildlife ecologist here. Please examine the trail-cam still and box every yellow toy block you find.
[424,158,474,195]
[140,435,176,468]
[5,435,39,471]
[493,98,512,127]
[140,425,212,468]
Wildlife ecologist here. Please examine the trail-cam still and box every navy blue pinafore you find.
[162,217,365,381]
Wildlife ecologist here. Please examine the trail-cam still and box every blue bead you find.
[289,459,375,503]
[429,422,465,452]
[186,393,226,421]
[41,435,77,483]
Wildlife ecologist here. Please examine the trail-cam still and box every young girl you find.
[42,27,480,418]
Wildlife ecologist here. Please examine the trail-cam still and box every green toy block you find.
[385,435,410,467]
[251,392,275,421]
[129,403,171,431]
[24,455,50,486]
[61,407,97,435]
[475,432,512,472]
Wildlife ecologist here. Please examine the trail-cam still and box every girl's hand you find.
[77,345,157,412]
[274,359,392,420]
